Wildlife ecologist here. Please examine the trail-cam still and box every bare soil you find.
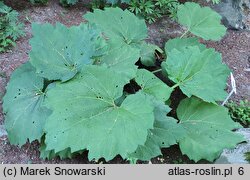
[0,0,249,164]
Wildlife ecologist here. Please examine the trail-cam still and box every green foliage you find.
[29,23,106,82]
[129,0,179,23]
[39,135,78,159]
[177,97,243,162]
[85,7,148,46]
[177,2,226,40]
[84,7,159,68]
[3,4,244,162]
[164,37,206,55]
[207,0,220,4]
[140,42,163,66]
[135,69,172,101]
[59,0,78,6]
[129,98,186,160]
[3,62,51,145]
[0,70,6,78]
[27,0,179,23]
[0,2,24,52]
[227,100,250,126]
[106,0,131,4]
[245,151,250,163]
[59,0,130,7]
[90,0,108,9]
[161,45,230,103]
[45,66,154,160]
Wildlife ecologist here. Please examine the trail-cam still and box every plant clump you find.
[0,2,24,52]
[3,2,244,163]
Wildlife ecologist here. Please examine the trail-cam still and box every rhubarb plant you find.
[3,2,244,163]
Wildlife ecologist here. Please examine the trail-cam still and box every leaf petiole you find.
[171,83,179,89]
[152,69,162,74]
[180,29,190,38]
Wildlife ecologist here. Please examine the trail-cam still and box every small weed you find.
[227,100,250,127]
[0,2,24,52]
[244,152,250,163]
[128,0,179,23]
[0,71,6,78]
[172,157,183,164]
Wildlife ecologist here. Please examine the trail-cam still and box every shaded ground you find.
[0,0,249,164]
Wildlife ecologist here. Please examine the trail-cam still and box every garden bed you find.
[0,0,249,164]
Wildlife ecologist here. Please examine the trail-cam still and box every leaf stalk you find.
[180,29,190,38]
[152,69,162,74]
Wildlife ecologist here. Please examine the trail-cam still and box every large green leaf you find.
[44,65,154,161]
[135,69,172,102]
[129,97,186,161]
[3,62,51,145]
[177,97,244,162]
[131,117,186,161]
[177,2,226,40]
[84,8,147,80]
[165,37,206,55]
[161,46,230,103]
[40,145,72,160]
[29,23,105,82]
[40,135,85,160]
[84,8,147,47]
[39,136,73,160]
[99,43,140,82]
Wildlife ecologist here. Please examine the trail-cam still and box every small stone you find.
[215,128,250,164]
[0,125,7,137]
[212,0,250,30]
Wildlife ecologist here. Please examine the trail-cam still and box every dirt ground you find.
[0,0,249,164]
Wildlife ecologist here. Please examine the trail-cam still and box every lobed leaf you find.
[39,137,73,160]
[177,2,226,40]
[3,62,51,145]
[2,5,240,163]
[135,69,172,102]
[165,37,206,55]
[84,7,147,46]
[29,23,105,82]
[84,8,148,80]
[44,65,155,161]
[162,46,230,103]
[177,97,244,162]
[130,117,186,161]
[129,96,186,161]
[99,43,140,82]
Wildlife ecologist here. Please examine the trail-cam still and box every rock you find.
[0,125,7,137]
[212,0,250,30]
[215,128,250,164]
